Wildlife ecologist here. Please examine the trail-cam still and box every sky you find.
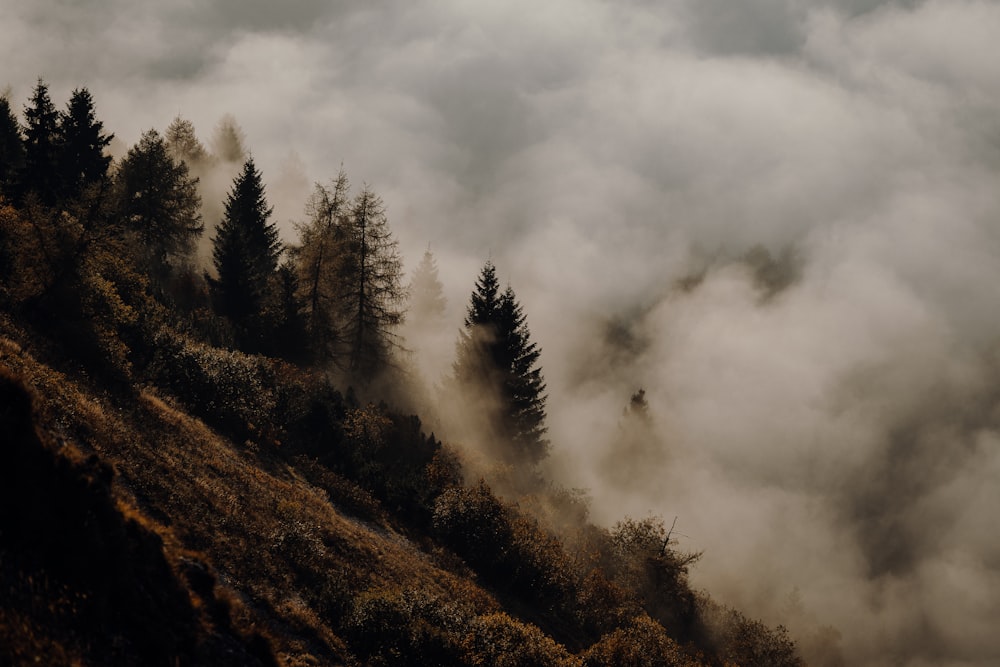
[5,1,1000,664]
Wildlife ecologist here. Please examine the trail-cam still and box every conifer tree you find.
[453,261,548,463]
[57,88,113,201]
[208,157,281,349]
[0,96,25,201]
[339,184,405,379]
[22,79,61,205]
[117,129,202,288]
[165,115,208,167]
[292,170,351,362]
[407,248,446,331]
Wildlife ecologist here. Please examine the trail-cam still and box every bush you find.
[461,612,577,667]
[148,329,275,439]
[582,615,703,667]
[342,586,473,666]
[698,599,804,667]
[432,481,577,616]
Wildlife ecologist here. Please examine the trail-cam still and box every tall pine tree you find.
[57,88,113,201]
[22,79,61,205]
[208,157,281,350]
[407,248,446,331]
[116,129,202,289]
[453,261,548,464]
[0,96,25,201]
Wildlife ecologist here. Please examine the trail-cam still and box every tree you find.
[208,157,281,350]
[268,260,309,362]
[292,170,352,362]
[116,129,203,289]
[452,261,548,463]
[58,88,113,201]
[211,114,247,164]
[407,248,446,331]
[338,184,405,379]
[22,79,61,205]
[0,95,25,200]
[164,116,208,167]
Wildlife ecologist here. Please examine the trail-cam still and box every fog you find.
[6,0,1000,663]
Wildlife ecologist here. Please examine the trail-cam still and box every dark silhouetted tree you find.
[291,170,351,363]
[453,261,548,463]
[339,184,405,380]
[57,88,113,201]
[116,129,202,289]
[0,96,25,200]
[268,260,309,362]
[22,79,61,205]
[208,157,281,350]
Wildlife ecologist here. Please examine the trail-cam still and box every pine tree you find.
[292,170,351,362]
[208,157,281,349]
[0,96,25,201]
[57,88,113,201]
[117,129,202,288]
[407,248,446,331]
[339,184,405,379]
[22,79,61,205]
[453,261,549,463]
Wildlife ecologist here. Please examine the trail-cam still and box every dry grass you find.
[0,335,502,664]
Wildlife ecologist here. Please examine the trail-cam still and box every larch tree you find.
[339,184,405,380]
[165,115,208,167]
[208,157,281,350]
[0,96,25,201]
[22,79,61,205]
[57,88,113,201]
[453,260,549,464]
[116,129,203,289]
[292,169,351,363]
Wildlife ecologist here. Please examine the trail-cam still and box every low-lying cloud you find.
[5,0,1000,663]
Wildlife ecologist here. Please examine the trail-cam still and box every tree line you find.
[0,79,548,465]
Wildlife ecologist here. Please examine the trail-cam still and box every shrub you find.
[342,586,471,666]
[461,612,578,667]
[148,328,275,438]
[582,615,703,667]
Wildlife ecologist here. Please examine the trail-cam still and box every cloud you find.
[5,1,1000,663]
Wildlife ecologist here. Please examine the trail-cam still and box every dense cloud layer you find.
[6,1,1000,663]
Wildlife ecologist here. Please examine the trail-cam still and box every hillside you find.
[0,318,802,666]
[0,81,803,665]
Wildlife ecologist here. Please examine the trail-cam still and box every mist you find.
[6,0,1000,663]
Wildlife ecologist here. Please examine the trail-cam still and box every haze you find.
[5,1,1000,664]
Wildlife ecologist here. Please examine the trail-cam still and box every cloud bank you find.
[6,0,1000,663]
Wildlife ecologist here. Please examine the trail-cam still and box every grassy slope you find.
[0,334,500,665]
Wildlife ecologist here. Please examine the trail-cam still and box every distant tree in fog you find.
[407,248,446,331]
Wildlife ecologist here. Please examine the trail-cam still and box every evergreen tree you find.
[117,129,202,288]
[0,96,25,201]
[57,88,112,201]
[292,170,351,362]
[269,260,309,362]
[22,79,61,205]
[164,115,208,167]
[407,248,446,331]
[339,184,405,379]
[208,157,281,349]
[453,261,548,463]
